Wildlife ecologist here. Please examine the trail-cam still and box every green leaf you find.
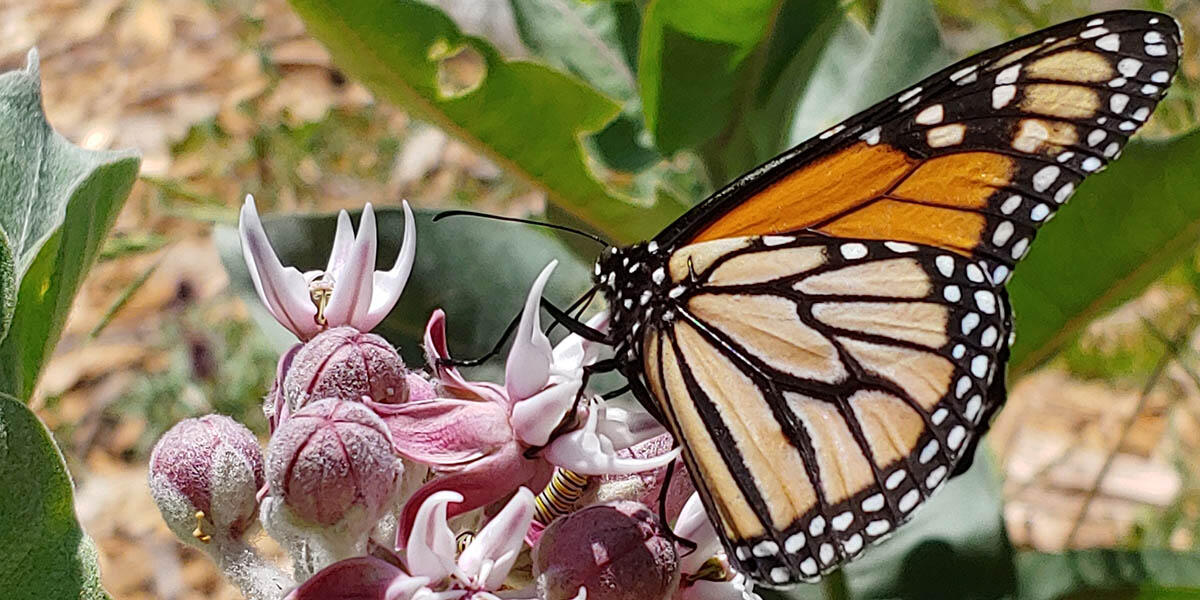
[0,393,109,600]
[1008,130,1200,375]
[789,0,954,144]
[509,0,638,102]
[509,0,663,175]
[287,0,683,243]
[764,452,1014,599]
[215,207,594,371]
[1016,549,1200,600]
[0,50,140,400]
[0,227,15,346]
[638,0,841,180]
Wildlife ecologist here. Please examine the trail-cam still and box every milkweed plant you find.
[146,196,755,600]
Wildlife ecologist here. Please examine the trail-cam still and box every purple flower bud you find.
[267,399,401,528]
[149,415,265,548]
[282,326,408,413]
[533,501,680,600]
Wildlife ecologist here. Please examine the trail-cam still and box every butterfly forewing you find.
[639,237,1008,584]
[662,11,1181,285]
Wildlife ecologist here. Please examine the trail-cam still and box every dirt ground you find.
[4,1,1200,598]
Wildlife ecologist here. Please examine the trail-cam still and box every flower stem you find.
[211,541,294,600]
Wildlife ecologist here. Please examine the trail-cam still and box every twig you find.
[1064,314,1199,546]
[89,257,163,338]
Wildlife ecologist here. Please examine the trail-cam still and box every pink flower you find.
[239,196,416,341]
[374,262,677,543]
[287,488,542,600]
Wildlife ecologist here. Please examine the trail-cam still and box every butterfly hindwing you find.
[640,236,1010,585]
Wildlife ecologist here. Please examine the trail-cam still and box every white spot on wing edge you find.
[1110,93,1130,114]
[992,85,1017,109]
[1095,33,1120,52]
[927,124,966,148]
[949,65,977,82]
[898,86,923,103]
[1117,57,1142,77]
[1032,165,1060,192]
[995,64,1021,85]
[915,104,944,125]
[860,126,882,145]
[819,124,846,140]
[840,243,868,259]
[935,255,954,277]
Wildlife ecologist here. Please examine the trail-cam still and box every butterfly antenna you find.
[547,286,598,337]
[433,209,611,247]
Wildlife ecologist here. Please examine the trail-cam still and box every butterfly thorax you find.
[594,240,675,359]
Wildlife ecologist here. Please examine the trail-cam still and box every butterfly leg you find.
[540,298,612,343]
[438,309,524,368]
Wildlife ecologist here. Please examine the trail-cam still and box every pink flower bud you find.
[282,326,408,413]
[149,415,265,548]
[533,501,680,600]
[266,399,401,527]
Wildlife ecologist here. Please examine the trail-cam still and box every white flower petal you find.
[505,262,556,400]
[545,407,681,476]
[383,575,432,600]
[238,195,320,339]
[511,379,580,447]
[676,493,721,574]
[365,200,417,331]
[593,405,668,450]
[325,203,378,328]
[458,487,534,590]
[326,209,355,274]
[405,491,461,582]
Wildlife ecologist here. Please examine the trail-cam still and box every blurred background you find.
[4,0,1200,598]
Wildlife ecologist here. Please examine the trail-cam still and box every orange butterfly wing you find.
[662,10,1181,284]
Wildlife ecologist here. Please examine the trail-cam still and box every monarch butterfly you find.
[538,10,1183,587]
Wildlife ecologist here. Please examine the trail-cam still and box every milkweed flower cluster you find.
[148,199,761,600]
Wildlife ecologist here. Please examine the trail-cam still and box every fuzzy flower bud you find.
[281,326,408,416]
[149,415,265,549]
[266,399,402,530]
[534,501,680,600]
